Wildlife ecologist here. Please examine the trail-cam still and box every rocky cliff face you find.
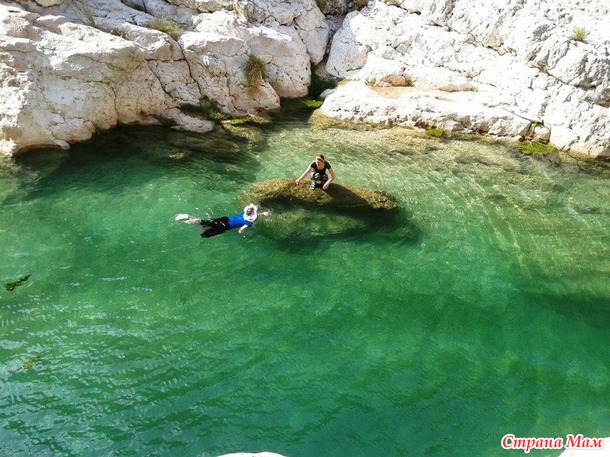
[324,0,610,157]
[0,0,608,157]
[0,0,328,155]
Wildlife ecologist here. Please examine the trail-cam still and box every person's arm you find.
[295,166,313,186]
[238,225,249,234]
[322,167,336,190]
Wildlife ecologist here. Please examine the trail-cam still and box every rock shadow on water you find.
[165,127,265,180]
[239,179,420,251]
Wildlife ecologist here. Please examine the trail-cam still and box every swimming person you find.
[295,154,336,190]
[176,204,267,238]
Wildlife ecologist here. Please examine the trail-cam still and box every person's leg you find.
[200,217,230,238]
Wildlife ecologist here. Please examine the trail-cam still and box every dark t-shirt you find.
[310,161,332,176]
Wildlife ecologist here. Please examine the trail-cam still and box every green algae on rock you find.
[237,179,409,244]
[240,179,397,212]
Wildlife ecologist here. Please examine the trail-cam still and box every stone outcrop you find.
[323,0,610,158]
[1,0,608,158]
[0,0,329,156]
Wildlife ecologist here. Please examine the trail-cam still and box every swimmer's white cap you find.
[244,204,258,222]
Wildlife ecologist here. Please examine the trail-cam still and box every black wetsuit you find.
[199,213,252,238]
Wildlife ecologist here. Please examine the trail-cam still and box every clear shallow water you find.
[1,113,609,457]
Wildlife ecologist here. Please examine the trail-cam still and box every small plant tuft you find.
[425,128,444,138]
[82,8,96,27]
[150,17,183,39]
[245,55,267,95]
[519,141,555,155]
[572,27,588,42]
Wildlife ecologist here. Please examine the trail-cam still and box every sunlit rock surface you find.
[0,0,328,156]
[2,0,608,158]
[323,0,610,158]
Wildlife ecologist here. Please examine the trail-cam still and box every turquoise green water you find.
[1,113,609,457]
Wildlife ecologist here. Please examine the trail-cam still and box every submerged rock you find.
[238,179,415,244]
[241,178,397,212]
[5,274,30,291]
[167,132,241,159]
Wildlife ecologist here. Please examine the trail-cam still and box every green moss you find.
[281,98,323,112]
[572,27,588,42]
[21,355,41,370]
[309,71,338,99]
[227,115,271,126]
[180,103,228,121]
[82,8,96,27]
[519,141,555,155]
[245,55,267,95]
[425,128,445,138]
[315,0,327,11]
[150,17,183,39]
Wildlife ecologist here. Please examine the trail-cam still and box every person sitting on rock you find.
[295,154,336,190]
[175,204,268,238]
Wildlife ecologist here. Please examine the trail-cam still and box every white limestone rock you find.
[35,0,64,7]
[0,0,331,156]
[324,0,610,157]
[1,5,140,153]
[235,0,329,64]
[179,31,280,115]
[320,80,533,138]
[193,11,310,98]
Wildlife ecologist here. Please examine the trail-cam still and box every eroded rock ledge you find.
[1,0,609,158]
[0,0,328,156]
[322,0,610,158]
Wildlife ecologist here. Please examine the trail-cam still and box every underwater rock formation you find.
[238,178,415,244]
[5,274,30,291]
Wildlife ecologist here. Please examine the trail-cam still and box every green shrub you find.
[245,55,267,95]
[425,128,444,138]
[519,141,554,155]
[572,27,588,42]
[150,17,183,39]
